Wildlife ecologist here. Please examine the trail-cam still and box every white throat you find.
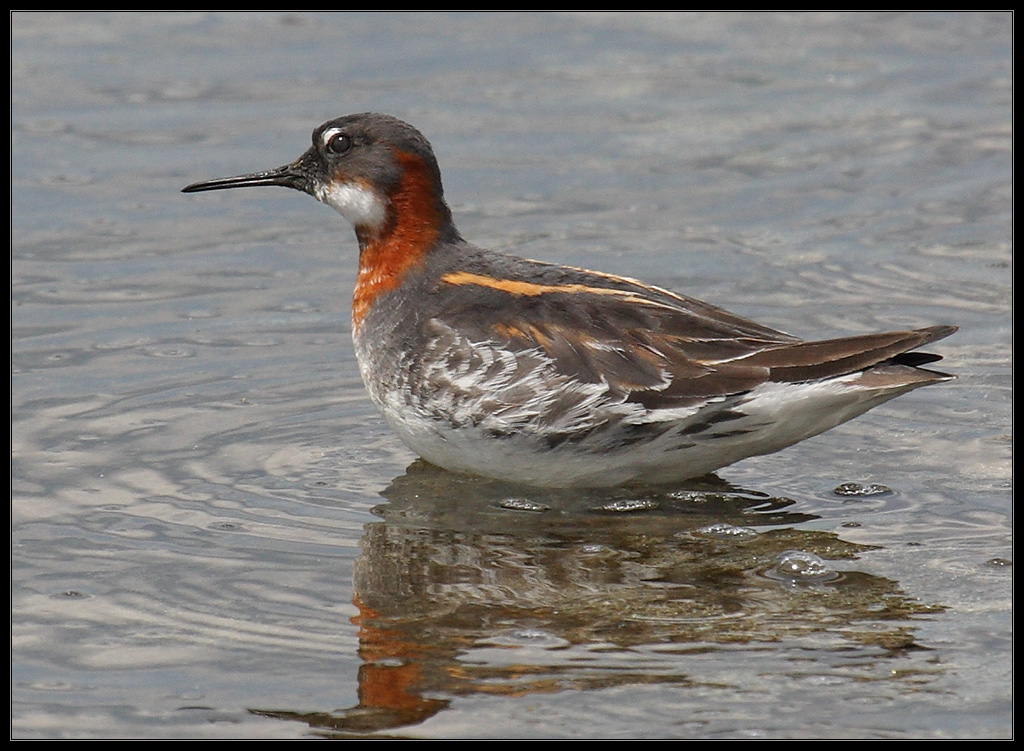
[315,181,388,230]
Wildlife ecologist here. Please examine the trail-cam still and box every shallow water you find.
[12,12,1011,739]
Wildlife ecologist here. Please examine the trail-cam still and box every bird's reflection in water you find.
[253,461,942,737]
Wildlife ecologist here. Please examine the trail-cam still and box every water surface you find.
[12,12,1011,739]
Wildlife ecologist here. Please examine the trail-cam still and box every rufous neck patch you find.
[352,150,443,330]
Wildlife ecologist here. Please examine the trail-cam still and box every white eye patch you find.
[320,126,344,147]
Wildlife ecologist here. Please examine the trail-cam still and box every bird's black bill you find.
[181,164,308,194]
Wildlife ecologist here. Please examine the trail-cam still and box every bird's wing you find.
[430,265,956,410]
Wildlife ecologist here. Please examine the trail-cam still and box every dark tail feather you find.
[890,351,944,368]
[740,325,958,383]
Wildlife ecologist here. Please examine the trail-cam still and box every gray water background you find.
[11,12,1011,738]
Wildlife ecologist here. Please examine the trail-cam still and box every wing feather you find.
[431,259,956,410]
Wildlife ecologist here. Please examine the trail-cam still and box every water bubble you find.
[498,497,550,513]
[697,522,758,540]
[667,490,709,503]
[764,550,840,583]
[595,498,659,513]
[834,482,892,497]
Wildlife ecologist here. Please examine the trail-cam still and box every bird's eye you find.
[325,131,353,155]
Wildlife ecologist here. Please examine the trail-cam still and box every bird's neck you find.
[351,152,456,332]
